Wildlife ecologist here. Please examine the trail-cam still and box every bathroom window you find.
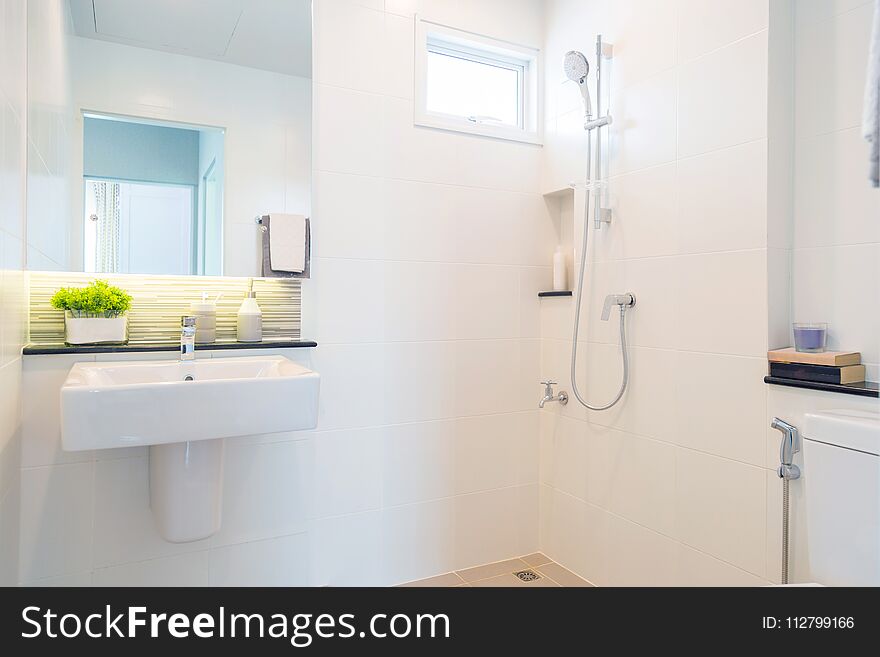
[415,19,542,144]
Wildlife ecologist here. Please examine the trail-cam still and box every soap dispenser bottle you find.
[237,281,262,343]
[190,291,217,344]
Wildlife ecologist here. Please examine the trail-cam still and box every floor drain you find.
[514,569,541,582]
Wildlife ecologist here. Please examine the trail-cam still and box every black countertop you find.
[23,340,317,356]
[764,376,879,398]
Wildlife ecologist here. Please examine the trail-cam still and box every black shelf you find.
[23,340,318,356]
[764,376,879,398]
[538,291,572,298]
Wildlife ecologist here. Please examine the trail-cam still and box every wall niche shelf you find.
[538,291,572,298]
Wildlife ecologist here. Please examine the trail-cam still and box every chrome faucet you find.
[539,380,569,408]
[180,316,197,362]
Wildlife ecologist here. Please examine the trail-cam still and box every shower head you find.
[564,51,592,117]
[564,50,589,82]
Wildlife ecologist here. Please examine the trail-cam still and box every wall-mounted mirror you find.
[26,0,312,277]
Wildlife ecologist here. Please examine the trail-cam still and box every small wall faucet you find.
[771,417,801,480]
[601,293,636,321]
[539,380,569,408]
[180,316,197,362]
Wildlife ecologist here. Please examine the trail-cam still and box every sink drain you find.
[514,569,541,582]
[183,375,194,381]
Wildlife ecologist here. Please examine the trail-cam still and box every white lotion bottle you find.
[552,247,567,291]
[237,290,262,342]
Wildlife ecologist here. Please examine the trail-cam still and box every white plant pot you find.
[64,312,128,345]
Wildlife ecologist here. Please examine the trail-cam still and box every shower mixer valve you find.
[601,293,636,321]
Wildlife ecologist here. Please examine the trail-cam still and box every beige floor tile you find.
[521,552,553,567]
[456,558,530,582]
[537,562,593,587]
[399,572,464,587]
[471,573,560,587]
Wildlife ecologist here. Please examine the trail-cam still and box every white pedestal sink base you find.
[150,439,225,543]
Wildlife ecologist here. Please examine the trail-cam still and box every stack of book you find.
[767,348,865,385]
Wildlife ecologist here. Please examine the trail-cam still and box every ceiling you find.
[69,0,312,78]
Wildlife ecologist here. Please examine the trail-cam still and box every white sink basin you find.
[60,354,319,543]
[61,355,320,450]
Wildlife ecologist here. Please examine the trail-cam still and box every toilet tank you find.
[803,410,880,586]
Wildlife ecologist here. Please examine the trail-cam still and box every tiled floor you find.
[399,554,593,588]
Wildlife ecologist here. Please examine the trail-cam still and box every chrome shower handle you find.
[771,417,801,480]
[600,293,636,321]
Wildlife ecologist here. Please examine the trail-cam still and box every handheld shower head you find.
[564,50,592,117]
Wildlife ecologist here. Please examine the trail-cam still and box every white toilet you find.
[803,409,880,586]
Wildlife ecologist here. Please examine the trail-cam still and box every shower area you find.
[535,0,780,586]
[407,0,857,587]
[531,0,878,587]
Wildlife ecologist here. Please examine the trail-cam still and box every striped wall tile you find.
[28,272,301,345]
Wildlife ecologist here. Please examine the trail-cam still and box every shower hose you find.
[569,128,630,412]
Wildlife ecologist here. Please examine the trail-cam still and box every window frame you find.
[414,18,543,145]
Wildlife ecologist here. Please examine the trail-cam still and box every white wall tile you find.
[383,420,455,507]
[677,139,769,254]
[313,510,385,586]
[673,352,768,466]
[605,431,676,536]
[452,484,538,570]
[312,257,387,344]
[310,344,387,431]
[313,0,385,94]
[218,439,313,544]
[672,250,768,357]
[606,0,678,87]
[678,31,768,158]
[19,462,94,580]
[0,479,20,585]
[621,257,678,349]
[793,127,880,248]
[92,552,211,587]
[311,172,386,260]
[313,84,385,176]
[539,485,609,586]
[381,497,455,584]
[675,448,767,576]
[23,571,92,587]
[313,428,381,518]
[209,533,312,586]
[677,0,769,62]
[605,514,678,586]
[606,163,679,259]
[609,70,678,176]
[676,543,768,586]
[383,13,416,100]
[792,244,880,366]
[794,1,876,137]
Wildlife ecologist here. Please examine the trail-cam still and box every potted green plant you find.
[50,279,133,345]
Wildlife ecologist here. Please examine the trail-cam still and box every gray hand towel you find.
[864,0,880,187]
